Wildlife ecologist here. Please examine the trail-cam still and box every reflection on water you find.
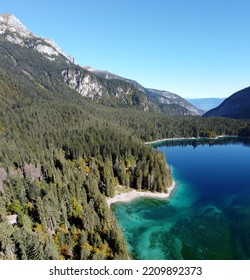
[113,137,250,259]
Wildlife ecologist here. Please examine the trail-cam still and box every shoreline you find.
[106,181,176,208]
[144,135,239,145]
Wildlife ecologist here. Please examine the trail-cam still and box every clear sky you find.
[1,0,250,98]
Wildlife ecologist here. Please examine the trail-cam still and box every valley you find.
[0,13,249,260]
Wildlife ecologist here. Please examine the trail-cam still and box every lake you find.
[112,137,250,259]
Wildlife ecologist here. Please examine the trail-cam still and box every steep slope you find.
[61,67,154,110]
[0,13,154,111]
[204,87,250,119]
[145,88,202,115]
[83,66,202,115]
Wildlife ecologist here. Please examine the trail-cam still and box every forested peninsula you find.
[1,33,250,260]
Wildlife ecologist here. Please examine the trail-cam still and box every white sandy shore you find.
[107,181,176,208]
[144,135,239,145]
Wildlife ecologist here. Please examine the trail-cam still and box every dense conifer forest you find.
[0,40,249,260]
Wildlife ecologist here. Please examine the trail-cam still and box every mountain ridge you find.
[0,13,202,116]
[82,66,202,115]
[204,87,250,119]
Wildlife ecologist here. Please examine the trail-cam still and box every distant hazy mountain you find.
[187,98,225,112]
[204,87,250,119]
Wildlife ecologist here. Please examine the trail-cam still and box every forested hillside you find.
[0,40,173,260]
[0,26,250,260]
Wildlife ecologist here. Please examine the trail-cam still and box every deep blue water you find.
[113,138,250,259]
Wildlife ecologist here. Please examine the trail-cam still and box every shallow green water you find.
[113,138,250,259]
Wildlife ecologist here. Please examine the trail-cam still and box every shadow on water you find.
[153,136,250,149]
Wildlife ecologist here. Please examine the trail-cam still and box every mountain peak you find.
[2,13,12,18]
[0,13,33,37]
[0,13,76,63]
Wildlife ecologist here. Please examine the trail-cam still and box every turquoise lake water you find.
[113,138,250,259]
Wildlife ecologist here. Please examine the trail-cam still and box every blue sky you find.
[1,0,250,98]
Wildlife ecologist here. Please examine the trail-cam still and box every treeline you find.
[85,105,250,142]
